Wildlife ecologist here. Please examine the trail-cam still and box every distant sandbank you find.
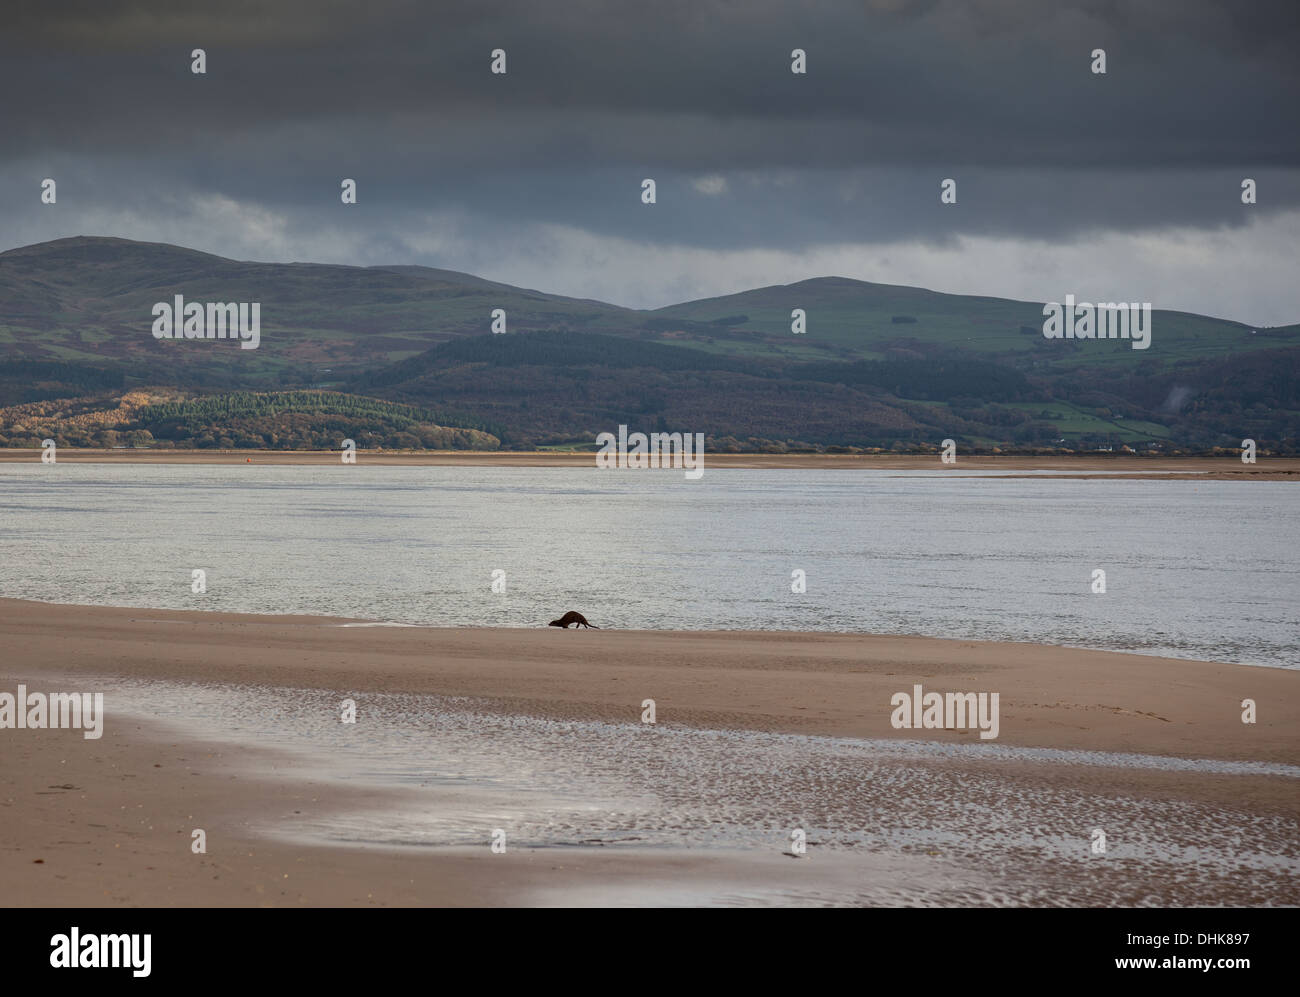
[1,449,1296,479]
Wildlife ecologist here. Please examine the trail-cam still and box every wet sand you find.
[2,599,1296,906]
[1,449,1296,479]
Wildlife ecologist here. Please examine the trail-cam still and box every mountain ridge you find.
[1,237,1296,451]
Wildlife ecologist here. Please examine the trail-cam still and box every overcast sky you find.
[3,0,1298,324]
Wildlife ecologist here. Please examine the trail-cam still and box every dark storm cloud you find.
[4,0,1297,168]
[1,0,1297,320]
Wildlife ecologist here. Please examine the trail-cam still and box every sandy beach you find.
[2,598,1296,906]
[1,449,1297,479]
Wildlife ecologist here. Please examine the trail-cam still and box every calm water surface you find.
[1,464,1296,668]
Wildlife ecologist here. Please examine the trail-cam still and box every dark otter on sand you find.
[548,611,600,629]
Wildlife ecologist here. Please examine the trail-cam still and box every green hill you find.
[2,236,1297,451]
[0,235,638,389]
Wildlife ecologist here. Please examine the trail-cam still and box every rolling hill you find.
[1,236,1297,451]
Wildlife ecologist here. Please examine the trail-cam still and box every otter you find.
[548,611,600,629]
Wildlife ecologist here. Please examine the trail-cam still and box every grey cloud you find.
[4,0,1297,167]
[1,0,1296,322]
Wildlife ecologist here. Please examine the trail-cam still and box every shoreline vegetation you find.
[1,448,1297,478]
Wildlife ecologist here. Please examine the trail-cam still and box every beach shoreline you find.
[3,596,1295,761]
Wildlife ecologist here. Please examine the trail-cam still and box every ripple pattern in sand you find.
[108,678,1300,906]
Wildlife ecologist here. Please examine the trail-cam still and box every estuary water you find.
[0,464,1296,668]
